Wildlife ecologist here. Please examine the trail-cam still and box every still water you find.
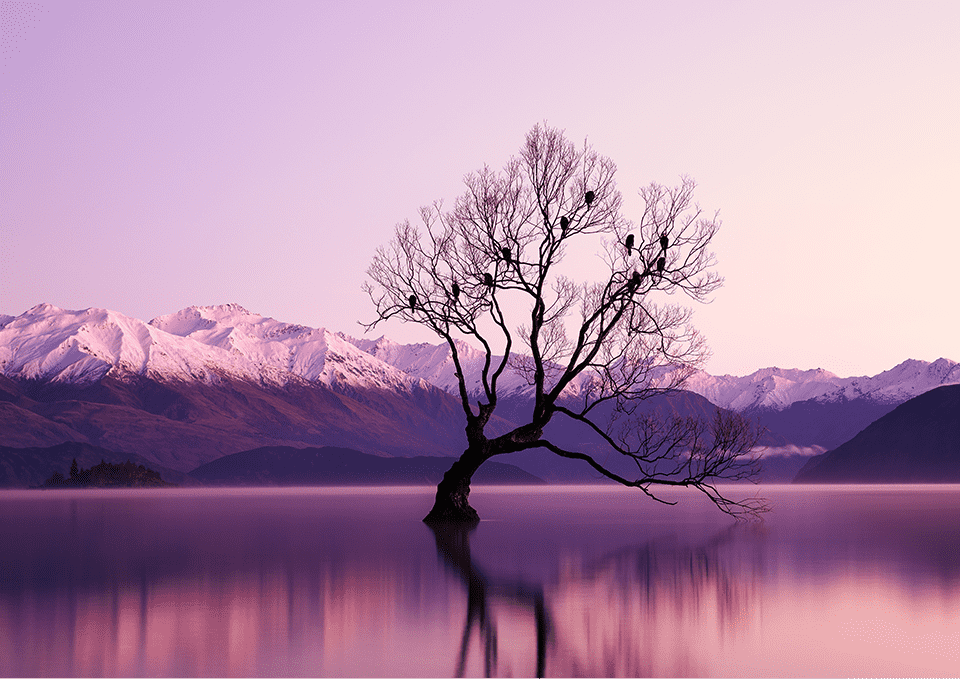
[2,484,959,677]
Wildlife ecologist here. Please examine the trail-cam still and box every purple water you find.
[2,485,959,676]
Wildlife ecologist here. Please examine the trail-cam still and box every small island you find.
[41,458,177,488]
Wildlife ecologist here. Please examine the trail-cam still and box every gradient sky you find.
[1,0,957,377]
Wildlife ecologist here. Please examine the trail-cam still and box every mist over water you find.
[2,485,959,676]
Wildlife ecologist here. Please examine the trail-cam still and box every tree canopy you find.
[365,124,766,522]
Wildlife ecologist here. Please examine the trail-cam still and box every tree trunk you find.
[423,449,489,525]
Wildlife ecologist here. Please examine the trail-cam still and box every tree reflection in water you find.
[549,525,762,677]
[430,522,760,678]
[430,523,550,677]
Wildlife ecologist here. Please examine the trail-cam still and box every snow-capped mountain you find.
[342,331,958,460]
[0,303,223,384]
[681,359,960,412]
[0,303,433,396]
[149,304,434,394]
[344,335,535,398]
[8,302,952,416]
[343,332,959,414]
[1,302,957,482]
[0,303,474,471]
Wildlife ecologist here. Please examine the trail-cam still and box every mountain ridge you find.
[345,334,959,416]
[3,303,955,415]
[682,358,960,412]
[2,303,956,482]
[0,303,438,398]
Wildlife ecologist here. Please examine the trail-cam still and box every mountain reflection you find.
[3,486,960,676]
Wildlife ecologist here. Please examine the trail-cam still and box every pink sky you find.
[1,0,957,377]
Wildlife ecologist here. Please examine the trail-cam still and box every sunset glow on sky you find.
[2,0,957,377]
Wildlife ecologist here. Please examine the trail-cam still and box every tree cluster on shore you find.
[41,458,176,488]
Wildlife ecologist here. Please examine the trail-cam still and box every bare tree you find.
[364,124,767,523]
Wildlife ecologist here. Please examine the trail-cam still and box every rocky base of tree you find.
[423,498,481,526]
[423,455,486,526]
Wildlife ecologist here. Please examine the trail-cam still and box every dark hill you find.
[794,385,960,483]
[749,396,898,451]
[188,445,544,486]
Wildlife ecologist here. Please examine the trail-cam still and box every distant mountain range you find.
[1,303,957,486]
[344,332,959,457]
[683,359,960,454]
[684,360,960,411]
[0,304,478,473]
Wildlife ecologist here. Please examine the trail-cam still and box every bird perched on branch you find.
[501,247,512,263]
[625,233,635,253]
[660,235,669,251]
[657,257,665,273]
[483,272,494,287]
[408,294,417,310]
[585,190,595,205]
[560,216,569,232]
[451,282,460,300]
[628,270,642,292]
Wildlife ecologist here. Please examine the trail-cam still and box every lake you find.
[2,484,959,677]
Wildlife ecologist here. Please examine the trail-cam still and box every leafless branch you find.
[364,124,765,523]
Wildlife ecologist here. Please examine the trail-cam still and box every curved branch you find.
[364,123,754,523]
[533,439,766,521]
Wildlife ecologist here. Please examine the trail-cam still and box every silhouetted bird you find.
[585,190,595,205]
[628,270,642,292]
[501,247,511,263]
[625,233,635,253]
[483,272,494,287]
[560,216,569,232]
[409,294,417,310]
[656,257,665,273]
[451,282,460,299]
[660,235,669,251]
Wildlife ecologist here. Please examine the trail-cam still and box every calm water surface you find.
[2,484,959,677]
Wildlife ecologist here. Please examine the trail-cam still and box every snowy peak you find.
[3,303,956,412]
[682,358,960,412]
[344,335,472,394]
[150,303,329,376]
[837,357,960,405]
[342,333,563,398]
[342,334,597,400]
[682,366,846,411]
[152,305,428,392]
[0,304,433,394]
[150,303,311,343]
[0,304,231,384]
[345,335,959,410]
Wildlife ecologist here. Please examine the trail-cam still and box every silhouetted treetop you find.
[364,123,767,523]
